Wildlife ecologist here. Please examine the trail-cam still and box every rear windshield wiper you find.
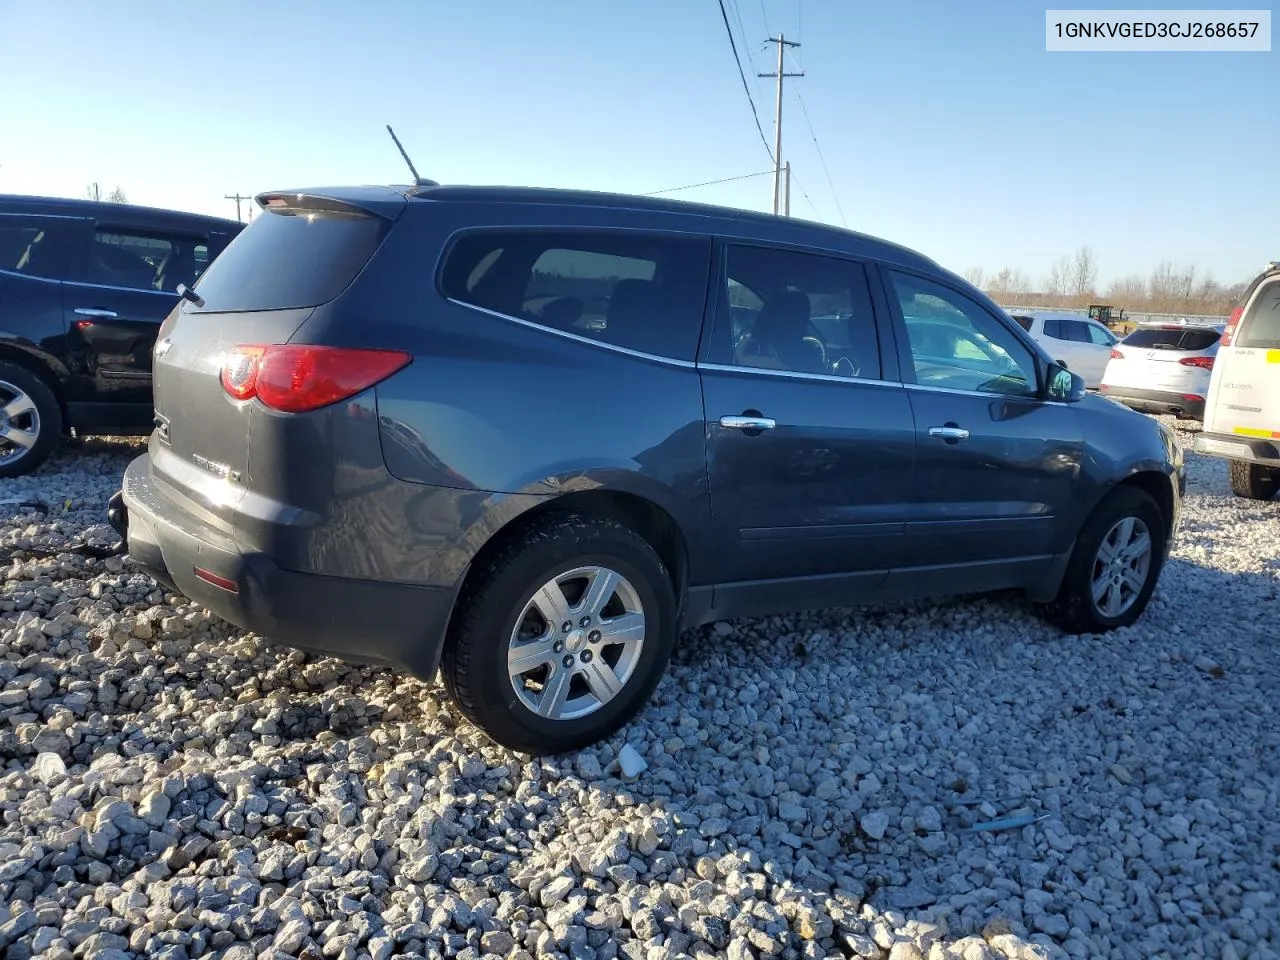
[176,283,205,308]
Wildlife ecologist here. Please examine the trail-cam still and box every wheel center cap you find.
[565,629,587,654]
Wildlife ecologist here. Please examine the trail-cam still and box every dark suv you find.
[110,185,1185,752]
[0,195,242,475]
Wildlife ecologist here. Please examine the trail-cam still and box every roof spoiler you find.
[253,187,409,221]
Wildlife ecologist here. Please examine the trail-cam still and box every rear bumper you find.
[114,455,457,680]
[1193,431,1280,466]
[1100,385,1205,420]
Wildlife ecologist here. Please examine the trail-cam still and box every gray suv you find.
[109,185,1185,753]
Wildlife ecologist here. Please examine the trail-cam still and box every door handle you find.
[74,308,118,319]
[720,415,776,431]
[928,425,970,442]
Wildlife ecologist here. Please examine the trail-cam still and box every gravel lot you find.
[1,420,1277,960]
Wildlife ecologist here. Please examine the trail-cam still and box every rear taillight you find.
[220,345,265,400]
[220,345,411,413]
[1221,306,1244,347]
[1179,356,1215,370]
[1110,348,1125,359]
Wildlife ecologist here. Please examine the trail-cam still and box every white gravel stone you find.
[0,424,1276,960]
[617,743,648,778]
[861,811,890,840]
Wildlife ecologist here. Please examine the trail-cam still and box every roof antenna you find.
[386,124,438,188]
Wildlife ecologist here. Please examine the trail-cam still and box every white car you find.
[1099,321,1224,422]
[1009,312,1118,388]
[1193,261,1280,501]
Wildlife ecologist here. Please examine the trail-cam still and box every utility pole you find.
[224,193,253,223]
[759,34,802,216]
[784,161,791,217]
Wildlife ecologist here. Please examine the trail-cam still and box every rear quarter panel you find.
[291,202,719,586]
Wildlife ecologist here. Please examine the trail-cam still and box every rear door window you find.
[1123,327,1222,351]
[1043,318,1065,340]
[716,244,882,380]
[82,228,212,293]
[1238,278,1280,349]
[1065,321,1094,343]
[0,215,83,281]
[191,207,389,312]
[441,229,712,361]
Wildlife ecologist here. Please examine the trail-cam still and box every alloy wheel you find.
[507,565,646,721]
[1091,515,1153,618]
[0,379,41,468]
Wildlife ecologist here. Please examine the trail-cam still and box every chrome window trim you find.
[455,298,1072,402]
[0,267,58,285]
[0,212,92,222]
[445,298,697,369]
[697,362,903,390]
[61,278,179,297]
[906,381,1071,405]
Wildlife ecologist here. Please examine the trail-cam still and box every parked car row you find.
[0,195,243,476]
[1010,264,1280,503]
[105,182,1189,751]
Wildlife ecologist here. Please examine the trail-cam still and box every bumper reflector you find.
[194,567,239,593]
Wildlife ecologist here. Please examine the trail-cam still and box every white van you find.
[1194,262,1280,500]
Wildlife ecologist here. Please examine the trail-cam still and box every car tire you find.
[1228,461,1279,502]
[0,360,62,479]
[441,513,677,754]
[1044,486,1167,634]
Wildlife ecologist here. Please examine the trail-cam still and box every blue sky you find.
[0,0,1273,288]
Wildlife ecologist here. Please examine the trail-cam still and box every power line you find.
[787,51,847,228]
[716,0,775,164]
[727,0,754,67]
[787,168,822,220]
[642,170,774,196]
[728,0,768,107]
[796,0,803,61]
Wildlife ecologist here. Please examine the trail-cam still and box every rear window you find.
[1238,277,1280,349]
[439,228,712,361]
[191,207,388,312]
[82,228,211,293]
[1122,327,1221,351]
[1011,315,1033,331]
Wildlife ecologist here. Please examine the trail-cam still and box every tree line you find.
[964,245,1249,317]
[84,183,128,203]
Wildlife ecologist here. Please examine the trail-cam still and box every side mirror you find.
[1046,362,1087,403]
